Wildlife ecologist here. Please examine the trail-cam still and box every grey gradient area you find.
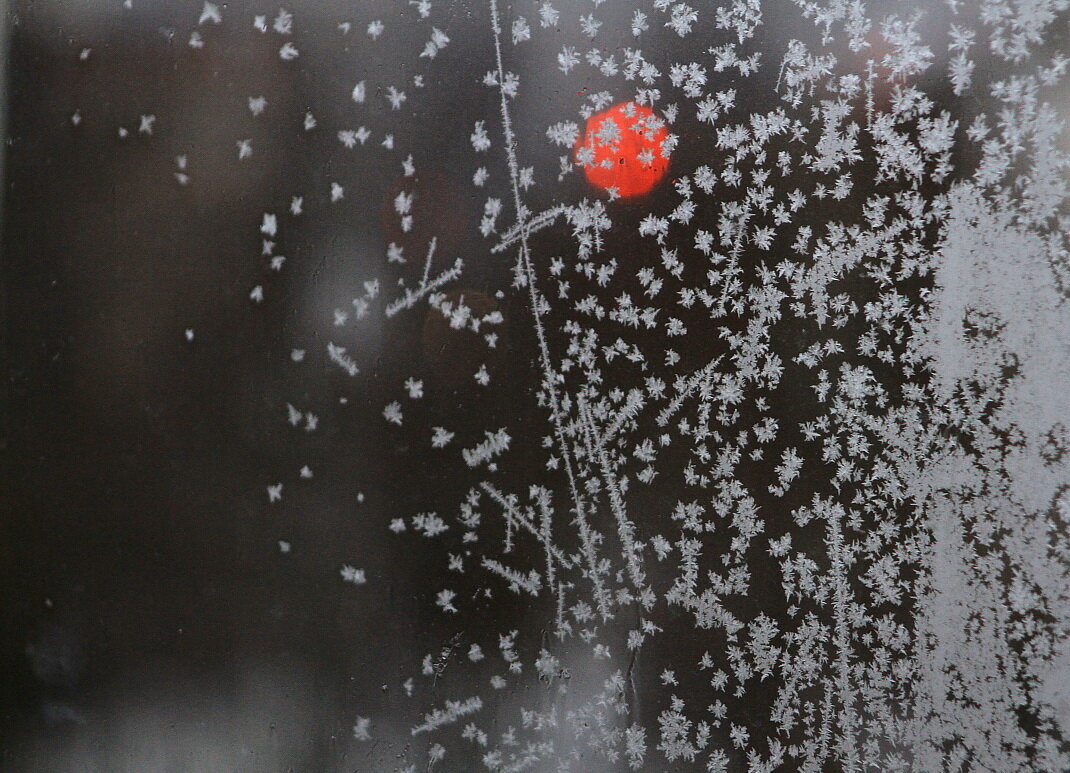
[2,1,1070,771]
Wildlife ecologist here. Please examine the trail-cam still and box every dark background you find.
[0,2,512,768]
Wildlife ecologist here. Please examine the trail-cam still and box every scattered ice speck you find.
[303,112,317,131]
[341,565,366,585]
[420,27,450,59]
[290,196,303,216]
[351,81,366,103]
[470,121,491,152]
[352,717,372,741]
[540,2,559,27]
[356,492,364,503]
[512,16,531,45]
[367,20,384,39]
[198,2,221,25]
[290,349,305,362]
[237,139,252,159]
[79,48,91,61]
[436,589,458,613]
[299,465,313,479]
[184,328,194,342]
[249,285,264,303]
[330,182,344,202]
[383,401,403,425]
[273,7,293,35]
[338,128,369,148]
[189,31,203,48]
[138,115,155,135]
[389,518,407,533]
[117,127,128,138]
[267,483,282,502]
[278,540,291,554]
[261,213,277,237]
[413,512,447,537]
[385,86,407,110]
[278,42,299,60]
[405,378,424,399]
[71,111,82,126]
[253,15,267,33]
[431,427,455,448]
[248,96,267,116]
[411,0,431,19]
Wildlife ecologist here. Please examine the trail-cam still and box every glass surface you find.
[3,1,1070,770]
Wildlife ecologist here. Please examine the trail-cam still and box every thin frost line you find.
[488,0,611,619]
[385,256,463,318]
[480,481,574,571]
[491,204,567,254]
[656,355,725,427]
[481,557,541,596]
[592,388,645,452]
[579,396,647,594]
[421,236,437,286]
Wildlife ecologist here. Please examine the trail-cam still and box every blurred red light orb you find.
[574,102,670,198]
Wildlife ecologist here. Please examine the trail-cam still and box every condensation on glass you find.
[3,1,1070,771]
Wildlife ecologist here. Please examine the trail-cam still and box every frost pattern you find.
[66,0,1070,769]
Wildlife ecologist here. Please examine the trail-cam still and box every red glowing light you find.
[575,101,670,198]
